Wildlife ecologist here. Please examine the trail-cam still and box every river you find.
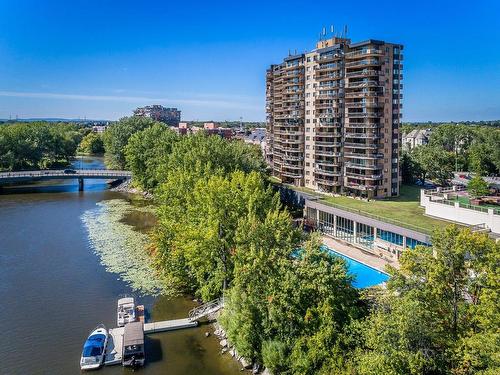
[0,156,241,375]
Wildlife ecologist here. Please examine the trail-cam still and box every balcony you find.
[344,101,383,108]
[345,171,382,180]
[315,178,341,186]
[315,102,340,110]
[344,152,383,159]
[316,63,342,73]
[315,141,342,147]
[315,168,342,177]
[345,70,384,78]
[344,132,381,139]
[317,112,342,119]
[317,53,342,63]
[346,112,383,118]
[344,122,380,129]
[281,171,303,179]
[345,80,383,89]
[315,150,342,157]
[344,142,378,149]
[315,73,342,82]
[345,49,383,59]
[280,137,302,145]
[345,59,380,68]
[344,161,381,170]
[344,91,383,99]
[315,159,341,167]
[282,161,303,169]
[317,121,342,128]
[345,182,376,191]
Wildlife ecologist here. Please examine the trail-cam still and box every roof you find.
[123,322,144,346]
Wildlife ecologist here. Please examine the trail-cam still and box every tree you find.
[103,116,158,169]
[354,226,500,375]
[468,175,490,198]
[0,122,80,171]
[155,170,279,300]
[124,124,179,190]
[78,132,104,154]
[412,145,454,185]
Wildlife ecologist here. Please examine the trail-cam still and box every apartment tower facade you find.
[266,35,403,198]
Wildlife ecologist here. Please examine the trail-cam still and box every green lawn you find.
[320,185,451,234]
[271,179,453,234]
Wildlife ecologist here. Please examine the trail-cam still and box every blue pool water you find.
[324,246,389,288]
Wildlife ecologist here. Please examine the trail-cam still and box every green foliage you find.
[221,233,362,374]
[124,124,180,190]
[0,121,81,171]
[262,340,289,374]
[353,226,500,375]
[411,145,454,184]
[103,116,159,169]
[155,169,279,300]
[78,132,104,154]
[163,131,266,176]
[467,175,490,198]
[404,125,500,182]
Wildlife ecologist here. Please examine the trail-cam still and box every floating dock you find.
[104,308,198,366]
[101,299,222,367]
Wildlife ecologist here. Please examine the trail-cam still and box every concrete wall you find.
[420,190,500,234]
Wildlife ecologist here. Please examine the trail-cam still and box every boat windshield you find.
[82,334,106,357]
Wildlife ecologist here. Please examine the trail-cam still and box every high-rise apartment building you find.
[133,105,181,126]
[266,35,403,198]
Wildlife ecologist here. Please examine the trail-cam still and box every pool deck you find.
[322,235,399,272]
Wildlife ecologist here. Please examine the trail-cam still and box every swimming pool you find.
[323,246,389,288]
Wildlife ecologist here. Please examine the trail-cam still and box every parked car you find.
[64,169,77,174]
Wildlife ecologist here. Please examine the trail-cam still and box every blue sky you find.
[0,0,499,122]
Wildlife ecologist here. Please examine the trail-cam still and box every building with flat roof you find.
[266,34,403,198]
[133,105,181,126]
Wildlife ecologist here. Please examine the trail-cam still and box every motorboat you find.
[122,321,145,367]
[117,297,136,327]
[80,324,108,370]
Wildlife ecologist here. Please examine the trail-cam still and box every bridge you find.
[0,169,132,191]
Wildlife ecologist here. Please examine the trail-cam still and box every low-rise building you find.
[403,128,432,150]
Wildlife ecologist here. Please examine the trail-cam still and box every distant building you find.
[92,125,107,133]
[244,127,267,155]
[403,128,432,150]
[133,105,181,126]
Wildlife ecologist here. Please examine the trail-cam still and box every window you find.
[377,229,403,246]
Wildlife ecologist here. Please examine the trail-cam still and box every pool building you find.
[305,198,430,260]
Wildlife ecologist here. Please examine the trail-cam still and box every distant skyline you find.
[1,0,499,122]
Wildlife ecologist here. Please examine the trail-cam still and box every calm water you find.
[0,157,240,375]
[325,247,389,288]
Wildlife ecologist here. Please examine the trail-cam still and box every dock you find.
[103,300,221,367]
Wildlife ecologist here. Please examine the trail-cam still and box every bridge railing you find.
[0,169,131,179]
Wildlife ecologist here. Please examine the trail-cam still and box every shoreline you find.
[110,179,154,199]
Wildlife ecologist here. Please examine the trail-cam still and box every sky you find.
[0,0,499,122]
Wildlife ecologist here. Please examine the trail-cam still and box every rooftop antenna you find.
[322,27,326,37]
[344,25,348,38]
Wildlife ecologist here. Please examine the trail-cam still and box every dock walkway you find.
[103,299,222,366]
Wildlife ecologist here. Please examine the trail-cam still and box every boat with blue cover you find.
[80,324,108,370]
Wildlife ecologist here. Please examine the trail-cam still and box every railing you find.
[319,200,433,235]
[0,169,131,179]
[188,298,224,322]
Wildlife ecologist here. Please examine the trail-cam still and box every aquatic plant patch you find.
[81,199,166,295]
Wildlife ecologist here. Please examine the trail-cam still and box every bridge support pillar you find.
[78,178,84,191]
